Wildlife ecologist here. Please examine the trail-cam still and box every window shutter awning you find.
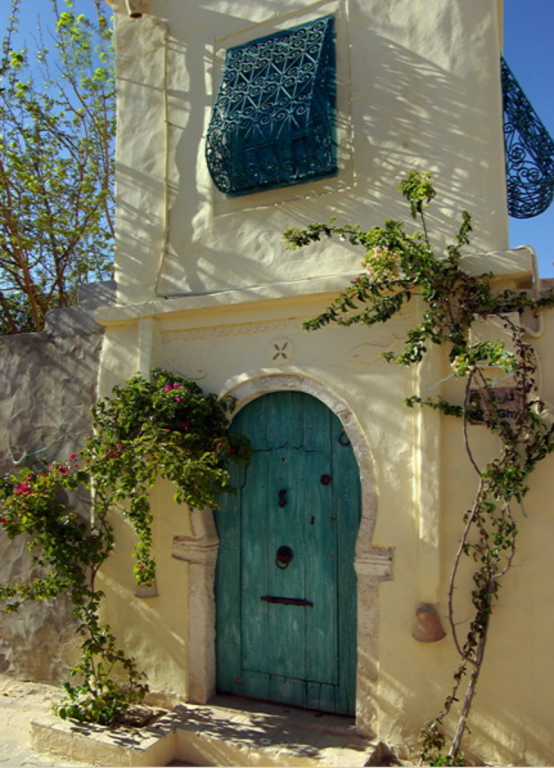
[206,15,337,197]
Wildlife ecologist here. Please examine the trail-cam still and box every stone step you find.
[174,696,373,766]
[32,695,374,766]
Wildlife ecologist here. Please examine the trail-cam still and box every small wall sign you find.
[468,386,525,423]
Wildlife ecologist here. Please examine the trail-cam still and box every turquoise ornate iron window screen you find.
[501,57,554,219]
[206,15,337,196]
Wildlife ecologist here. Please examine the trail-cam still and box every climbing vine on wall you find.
[0,368,251,725]
[283,172,554,764]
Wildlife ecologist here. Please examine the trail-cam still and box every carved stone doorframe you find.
[174,373,394,736]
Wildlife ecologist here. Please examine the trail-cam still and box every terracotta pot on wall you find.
[412,604,446,643]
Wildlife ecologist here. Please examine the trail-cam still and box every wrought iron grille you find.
[502,57,554,219]
[206,15,337,196]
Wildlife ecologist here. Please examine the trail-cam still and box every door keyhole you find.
[278,489,287,507]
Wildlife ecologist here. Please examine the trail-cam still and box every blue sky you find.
[2,0,554,275]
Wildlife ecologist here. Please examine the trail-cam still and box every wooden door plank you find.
[267,442,306,687]
[302,392,331,453]
[242,669,270,701]
[214,461,243,693]
[331,416,361,716]
[266,391,303,448]
[306,681,337,713]
[269,674,306,709]
[304,439,338,685]
[241,449,270,674]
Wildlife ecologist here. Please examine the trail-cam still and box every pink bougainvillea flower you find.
[138,564,144,570]
[69,453,78,461]
[58,466,69,475]
[164,385,172,392]
[182,420,190,431]
[0,518,7,524]
[175,397,183,403]
[14,482,32,495]
[173,382,180,389]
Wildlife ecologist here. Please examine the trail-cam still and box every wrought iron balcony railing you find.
[502,57,554,219]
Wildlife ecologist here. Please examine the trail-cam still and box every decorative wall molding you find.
[268,338,295,364]
[355,547,395,580]
[172,535,219,565]
[161,319,301,343]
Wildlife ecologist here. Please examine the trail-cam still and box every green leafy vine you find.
[283,172,554,763]
[0,368,251,724]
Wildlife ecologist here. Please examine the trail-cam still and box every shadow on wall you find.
[128,2,506,297]
[374,628,554,766]
[0,294,108,683]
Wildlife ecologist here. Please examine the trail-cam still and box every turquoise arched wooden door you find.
[214,392,361,715]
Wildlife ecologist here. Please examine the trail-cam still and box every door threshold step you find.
[173,695,374,766]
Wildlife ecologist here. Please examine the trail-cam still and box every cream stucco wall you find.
[96,269,554,765]
[112,0,507,305]
[93,0,554,764]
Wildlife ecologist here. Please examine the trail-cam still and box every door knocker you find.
[338,430,351,447]
[276,545,294,569]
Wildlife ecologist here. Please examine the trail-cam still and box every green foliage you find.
[0,459,138,725]
[57,624,149,726]
[0,0,114,333]
[0,370,251,724]
[88,368,252,583]
[284,172,554,763]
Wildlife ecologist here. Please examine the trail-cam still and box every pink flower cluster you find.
[163,382,185,403]
[14,482,33,496]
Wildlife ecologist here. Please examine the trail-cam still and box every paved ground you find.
[0,674,377,767]
[0,673,90,767]
[0,674,195,767]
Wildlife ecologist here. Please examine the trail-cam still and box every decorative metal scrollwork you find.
[501,57,554,219]
[206,15,337,197]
